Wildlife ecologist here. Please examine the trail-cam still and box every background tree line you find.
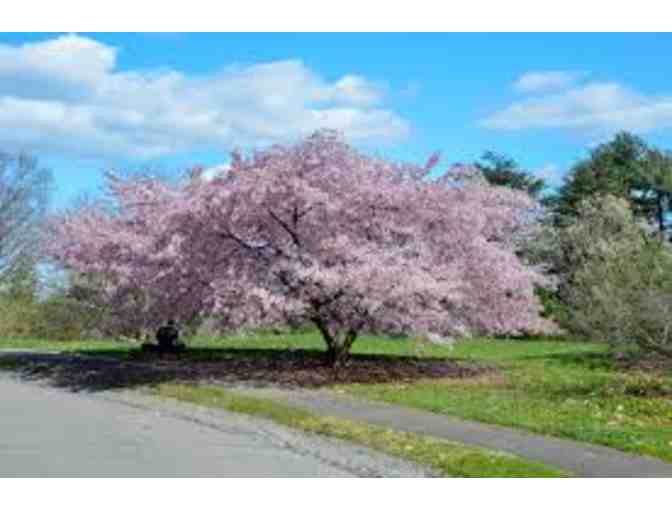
[475,132,672,357]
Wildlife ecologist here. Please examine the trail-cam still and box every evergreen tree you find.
[475,151,546,198]
[545,132,649,222]
[635,148,672,240]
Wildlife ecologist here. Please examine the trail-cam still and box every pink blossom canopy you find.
[45,130,552,347]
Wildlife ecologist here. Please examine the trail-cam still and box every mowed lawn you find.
[1,331,671,462]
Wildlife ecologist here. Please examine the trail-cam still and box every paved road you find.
[0,375,430,477]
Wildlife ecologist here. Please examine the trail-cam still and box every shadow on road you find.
[0,347,489,392]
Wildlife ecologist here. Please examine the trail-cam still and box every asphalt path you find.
[0,374,430,477]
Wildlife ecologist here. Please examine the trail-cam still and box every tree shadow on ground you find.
[0,347,489,393]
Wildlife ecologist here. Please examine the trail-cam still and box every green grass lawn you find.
[2,331,671,462]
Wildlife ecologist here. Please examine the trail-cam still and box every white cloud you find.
[513,71,585,93]
[0,34,409,159]
[483,80,672,135]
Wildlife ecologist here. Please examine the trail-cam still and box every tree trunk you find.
[325,343,351,368]
[313,318,358,368]
[657,193,666,241]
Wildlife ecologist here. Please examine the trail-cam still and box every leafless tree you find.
[0,151,52,282]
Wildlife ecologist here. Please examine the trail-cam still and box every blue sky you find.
[2,32,672,209]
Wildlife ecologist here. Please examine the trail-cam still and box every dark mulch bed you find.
[0,348,491,392]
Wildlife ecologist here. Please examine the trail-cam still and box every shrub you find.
[0,296,39,338]
[535,286,570,323]
[0,292,101,341]
[29,295,97,341]
[562,195,672,357]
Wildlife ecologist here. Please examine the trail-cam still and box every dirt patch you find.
[0,349,491,392]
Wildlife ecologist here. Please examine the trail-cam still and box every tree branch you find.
[219,228,280,261]
[268,208,302,248]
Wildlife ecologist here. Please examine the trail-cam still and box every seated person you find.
[143,320,185,353]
